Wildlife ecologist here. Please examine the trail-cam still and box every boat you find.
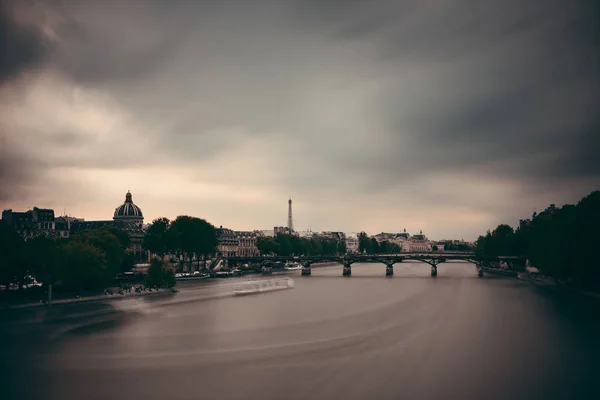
[175,271,211,280]
[481,267,520,278]
[284,262,302,271]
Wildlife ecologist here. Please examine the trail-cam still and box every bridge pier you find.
[343,262,352,276]
[385,263,394,276]
[431,264,438,277]
[301,262,312,276]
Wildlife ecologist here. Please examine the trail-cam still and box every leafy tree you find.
[432,245,438,252]
[475,190,600,287]
[26,235,63,286]
[308,237,322,255]
[256,233,346,256]
[337,240,347,254]
[76,228,127,278]
[257,236,280,255]
[358,232,371,254]
[0,221,26,290]
[143,217,172,258]
[146,258,176,288]
[191,217,217,269]
[170,216,196,269]
[60,241,107,291]
[369,238,380,254]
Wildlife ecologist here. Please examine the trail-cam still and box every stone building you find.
[216,227,260,258]
[236,231,259,257]
[2,191,147,261]
[2,207,56,238]
[407,230,432,252]
[69,191,147,261]
[216,226,239,258]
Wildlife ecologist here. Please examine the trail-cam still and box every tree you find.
[308,237,322,255]
[474,190,600,288]
[257,236,280,255]
[380,240,390,254]
[191,218,217,270]
[146,258,176,288]
[358,232,371,254]
[0,221,26,290]
[369,238,380,254]
[432,245,438,252]
[76,228,127,278]
[337,240,347,254]
[170,216,196,270]
[143,217,172,259]
[60,241,107,291]
[26,235,63,286]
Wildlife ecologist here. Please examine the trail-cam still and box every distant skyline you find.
[1,0,598,241]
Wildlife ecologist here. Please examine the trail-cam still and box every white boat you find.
[234,278,294,296]
[284,262,302,271]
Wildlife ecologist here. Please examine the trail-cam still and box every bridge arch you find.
[228,253,524,278]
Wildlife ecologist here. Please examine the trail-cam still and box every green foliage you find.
[476,190,600,287]
[143,217,173,258]
[60,240,107,291]
[358,231,370,254]
[0,224,137,294]
[192,217,218,262]
[26,235,63,285]
[142,216,217,270]
[75,228,127,278]
[369,238,380,254]
[432,245,439,252]
[257,236,281,255]
[0,220,26,289]
[146,258,176,288]
[257,233,345,256]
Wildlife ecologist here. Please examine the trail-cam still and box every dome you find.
[113,191,143,220]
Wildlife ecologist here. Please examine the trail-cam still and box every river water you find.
[1,262,599,399]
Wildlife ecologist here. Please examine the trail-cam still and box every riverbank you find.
[518,272,600,299]
[0,285,174,310]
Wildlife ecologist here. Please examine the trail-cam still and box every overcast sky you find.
[1,0,598,240]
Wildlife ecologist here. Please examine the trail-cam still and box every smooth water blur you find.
[1,262,599,399]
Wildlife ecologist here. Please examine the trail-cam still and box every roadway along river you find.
[2,262,600,399]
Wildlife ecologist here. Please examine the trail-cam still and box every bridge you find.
[227,253,526,277]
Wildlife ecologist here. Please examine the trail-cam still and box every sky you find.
[1,0,598,241]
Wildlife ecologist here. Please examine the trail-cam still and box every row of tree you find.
[357,232,402,254]
[0,223,134,292]
[256,233,346,256]
[475,190,600,287]
[143,216,218,269]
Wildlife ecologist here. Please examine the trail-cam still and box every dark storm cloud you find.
[286,0,600,192]
[0,1,50,82]
[1,0,598,234]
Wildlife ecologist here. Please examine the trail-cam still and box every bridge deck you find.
[228,253,525,265]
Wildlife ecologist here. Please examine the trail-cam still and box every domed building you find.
[69,190,148,263]
[114,191,144,228]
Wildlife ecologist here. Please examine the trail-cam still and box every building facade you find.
[345,233,359,254]
[407,230,432,252]
[216,227,260,258]
[392,230,411,252]
[274,226,294,235]
[2,208,57,239]
[236,231,259,257]
[216,227,239,258]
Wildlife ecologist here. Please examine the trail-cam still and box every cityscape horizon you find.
[4,189,547,243]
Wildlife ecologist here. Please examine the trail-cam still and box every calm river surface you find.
[2,262,599,399]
